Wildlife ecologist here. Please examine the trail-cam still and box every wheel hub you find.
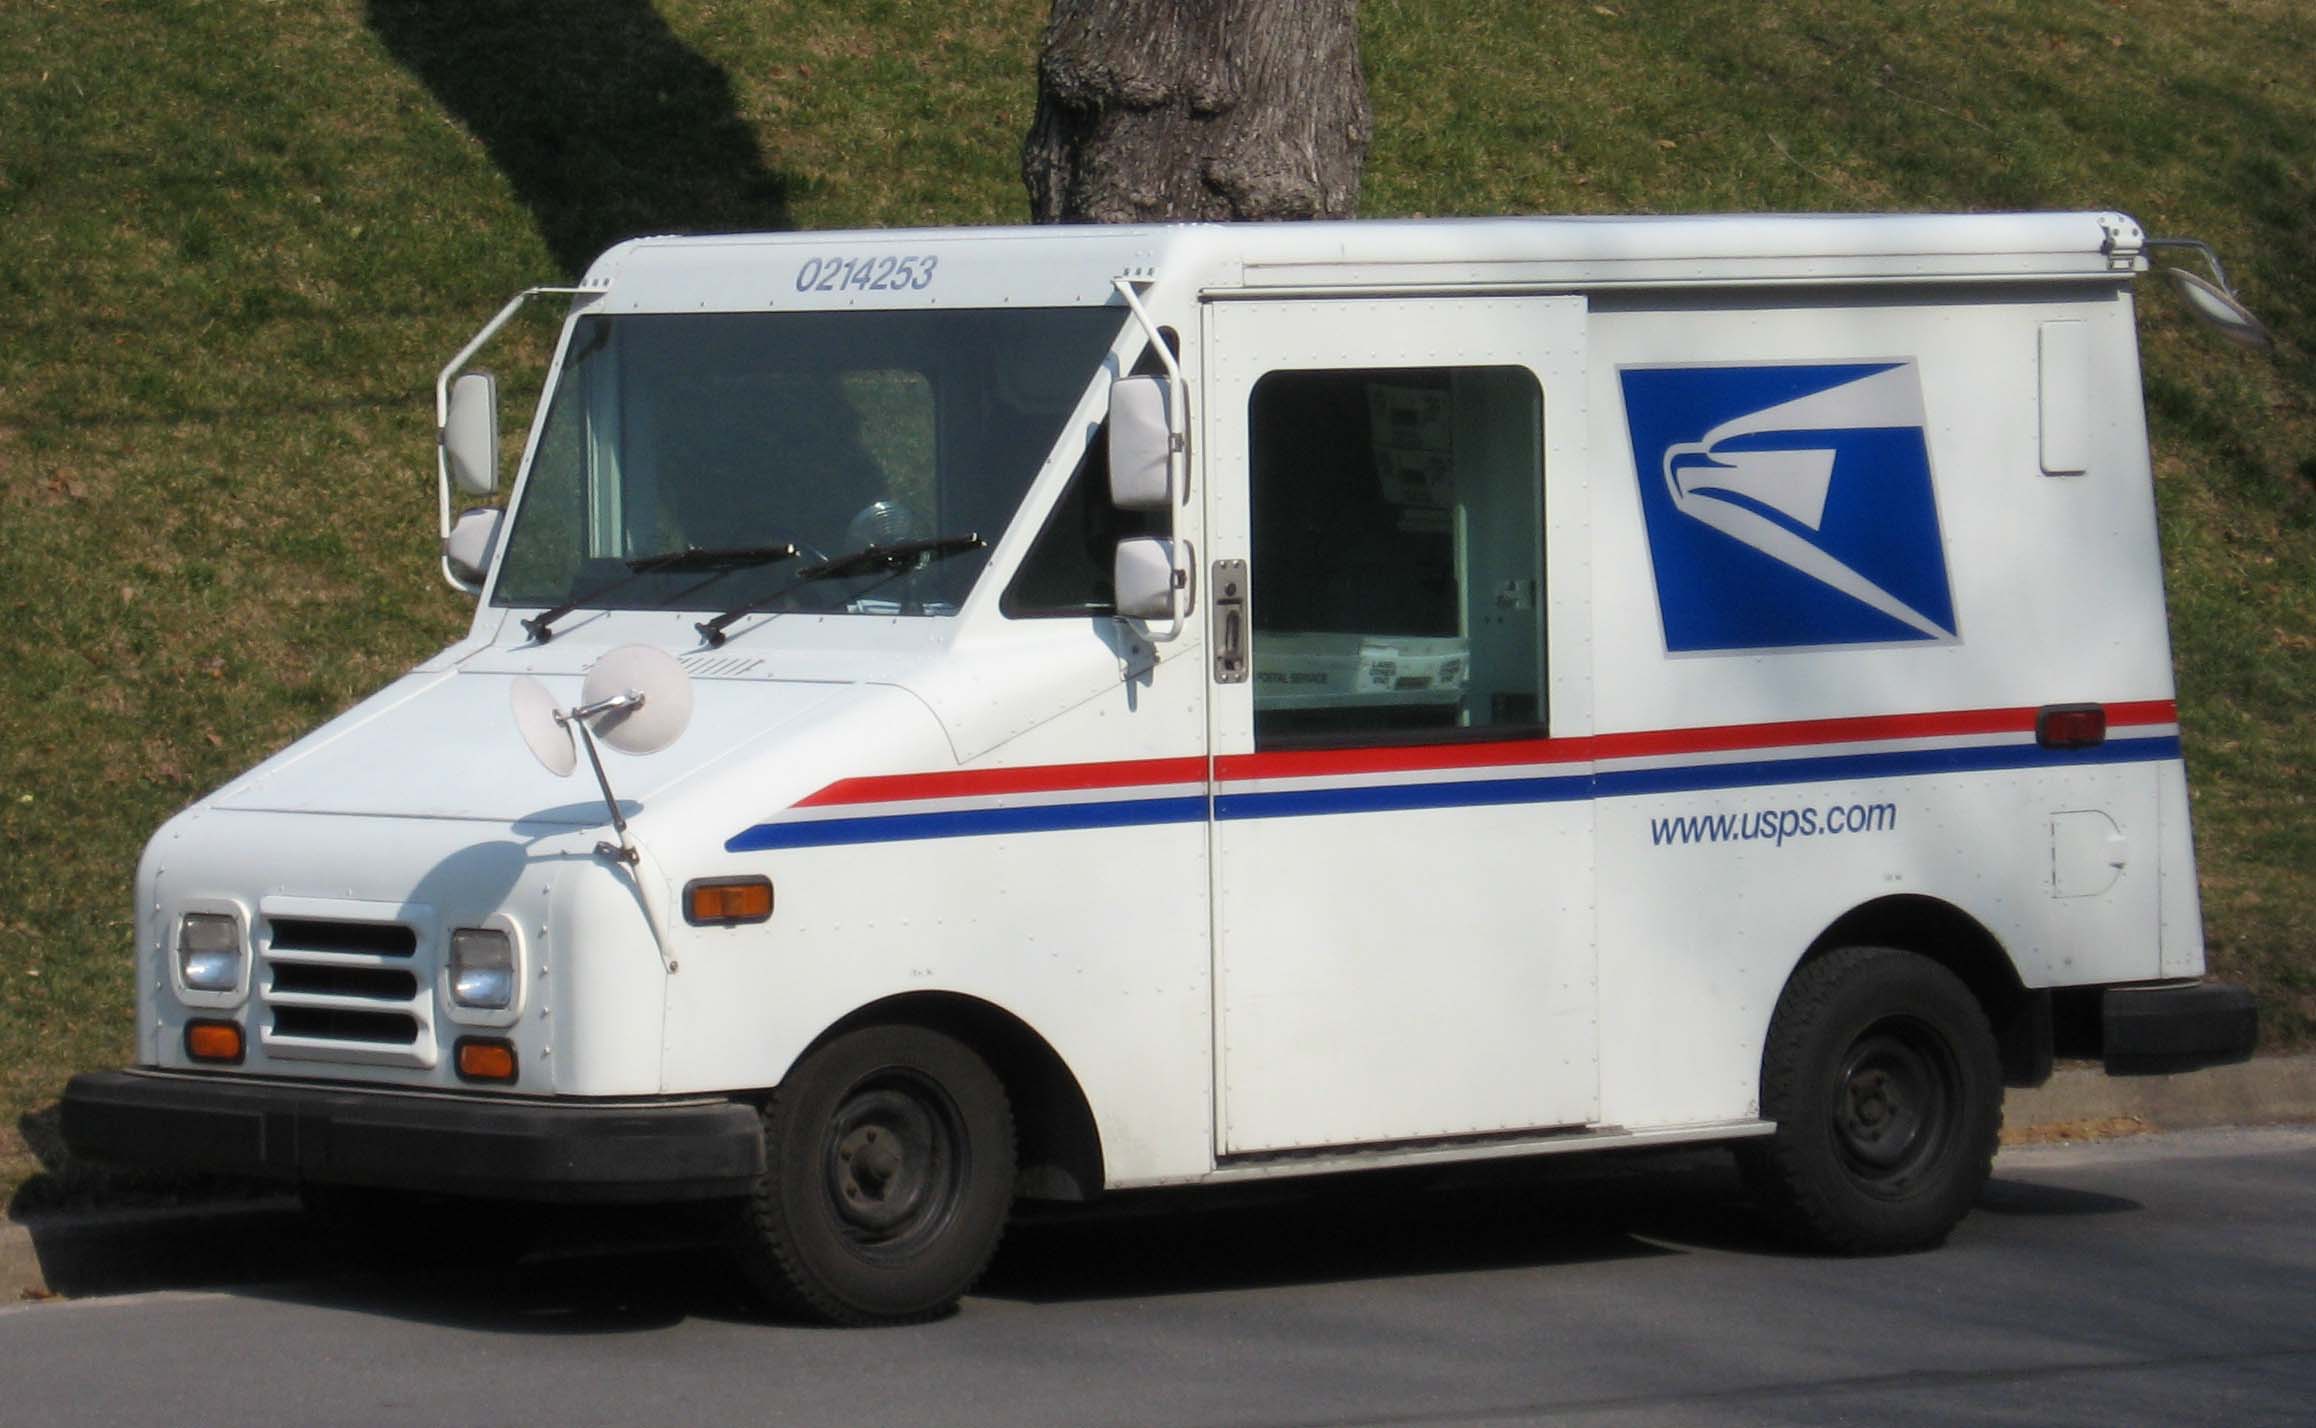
[823,1078,962,1251]
[1832,1022,1953,1185]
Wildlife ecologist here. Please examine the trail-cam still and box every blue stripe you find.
[725,794,1209,852]
[1594,734,2182,800]
[1214,772,1593,822]
[725,736,2181,850]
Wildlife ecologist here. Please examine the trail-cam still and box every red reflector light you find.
[2037,704,2108,749]
[185,1020,245,1064]
[455,1038,518,1083]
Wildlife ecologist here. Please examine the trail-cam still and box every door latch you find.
[1212,558,1248,684]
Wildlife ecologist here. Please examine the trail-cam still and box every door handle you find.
[1212,558,1248,684]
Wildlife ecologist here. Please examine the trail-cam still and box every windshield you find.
[493,306,1128,616]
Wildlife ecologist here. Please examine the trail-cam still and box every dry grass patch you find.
[2003,1116,2155,1148]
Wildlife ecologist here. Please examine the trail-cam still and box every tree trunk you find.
[1023,0,1370,224]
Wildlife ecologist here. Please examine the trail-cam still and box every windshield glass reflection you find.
[494,306,1127,616]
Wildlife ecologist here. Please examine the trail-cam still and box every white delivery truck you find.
[65,213,2263,1324]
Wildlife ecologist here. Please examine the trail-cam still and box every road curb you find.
[8,1054,2314,1301]
[1,1217,42,1301]
[4,1198,305,1303]
[2004,1051,2316,1136]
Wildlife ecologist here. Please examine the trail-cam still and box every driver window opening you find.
[1247,365,1546,750]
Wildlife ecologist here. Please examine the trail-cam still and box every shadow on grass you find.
[364,0,795,277]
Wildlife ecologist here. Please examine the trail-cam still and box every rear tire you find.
[735,1024,1015,1325]
[1740,946,2002,1253]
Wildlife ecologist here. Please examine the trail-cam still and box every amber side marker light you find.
[685,877,774,927]
[185,1020,245,1065]
[455,1038,518,1084]
[2036,704,2108,750]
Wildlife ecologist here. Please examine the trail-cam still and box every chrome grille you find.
[271,1006,424,1043]
[258,913,435,1068]
[268,962,419,1001]
[269,918,416,957]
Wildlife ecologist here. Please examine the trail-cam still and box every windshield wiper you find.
[522,543,797,644]
[696,533,985,647]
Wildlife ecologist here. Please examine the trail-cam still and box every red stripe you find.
[1215,736,1588,783]
[796,755,1207,808]
[2105,699,2178,728]
[1595,699,2178,760]
[793,700,2179,808]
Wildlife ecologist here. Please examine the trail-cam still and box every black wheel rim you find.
[821,1069,969,1263]
[1830,1016,1960,1198]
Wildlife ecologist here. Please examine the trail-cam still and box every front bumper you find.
[2103,981,2260,1076]
[61,1070,766,1203]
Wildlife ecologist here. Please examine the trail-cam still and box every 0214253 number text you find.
[795,254,938,294]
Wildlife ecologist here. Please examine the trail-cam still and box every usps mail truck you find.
[64,212,2262,1324]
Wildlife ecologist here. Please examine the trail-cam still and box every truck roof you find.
[582,211,2146,314]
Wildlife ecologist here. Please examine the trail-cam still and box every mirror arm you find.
[2142,237,2237,296]
[563,709,681,975]
[435,283,606,593]
[1148,542,1194,643]
[1110,276,1189,508]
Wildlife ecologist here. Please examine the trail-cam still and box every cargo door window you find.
[1247,366,1545,748]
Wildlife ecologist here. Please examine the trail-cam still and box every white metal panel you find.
[2039,319,2092,475]
[1203,295,1597,1155]
[586,227,1164,315]
[135,807,609,1095]
[1591,756,2169,1128]
[2050,810,2126,898]
[585,213,2137,318]
[1583,284,2175,1129]
[2158,759,2207,979]
[652,617,1220,1184]
[1588,289,2172,730]
[211,666,859,823]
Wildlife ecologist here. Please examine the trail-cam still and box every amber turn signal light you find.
[455,1037,518,1083]
[685,877,774,926]
[185,1020,245,1064]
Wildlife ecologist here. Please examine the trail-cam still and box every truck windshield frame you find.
[491,305,1129,618]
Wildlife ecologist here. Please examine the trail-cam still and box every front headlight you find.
[449,927,516,1010]
[178,912,243,992]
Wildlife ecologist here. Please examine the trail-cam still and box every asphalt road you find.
[4,1125,2312,1427]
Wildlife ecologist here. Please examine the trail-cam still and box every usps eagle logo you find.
[1620,361,1958,653]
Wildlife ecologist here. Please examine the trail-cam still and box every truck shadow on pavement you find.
[20,1150,2143,1330]
[364,0,794,277]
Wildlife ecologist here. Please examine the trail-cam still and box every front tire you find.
[735,1024,1015,1325]
[1741,946,2002,1253]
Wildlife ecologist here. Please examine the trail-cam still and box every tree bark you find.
[1023,0,1370,224]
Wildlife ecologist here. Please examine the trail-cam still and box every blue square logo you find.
[1620,361,1958,653]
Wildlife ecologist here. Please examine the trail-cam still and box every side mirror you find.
[1114,536,1191,622]
[2162,268,2274,352]
[443,506,505,588]
[1107,375,1176,511]
[444,371,500,496]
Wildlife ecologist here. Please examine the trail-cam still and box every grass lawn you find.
[2,0,2309,1207]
